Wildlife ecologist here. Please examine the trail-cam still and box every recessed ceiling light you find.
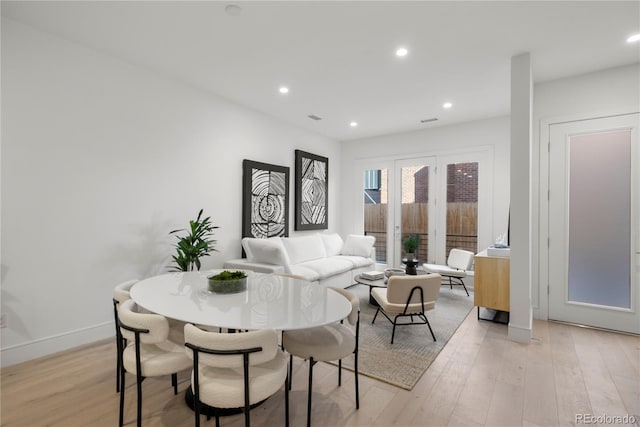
[395,47,408,57]
[350,121,358,127]
[443,102,453,109]
[224,4,242,16]
[627,33,640,43]
[279,86,289,94]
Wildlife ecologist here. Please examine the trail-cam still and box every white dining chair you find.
[184,324,289,427]
[112,279,138,393]
[118,299,192,427]
[282,287,359,427]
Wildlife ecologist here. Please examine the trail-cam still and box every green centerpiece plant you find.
[169,209,219,272]
[207,270,248,294]
[403,233,419,260]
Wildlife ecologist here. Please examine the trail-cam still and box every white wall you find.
[0,18,342,366]
[339,115,511,260]
[532,63,640,319]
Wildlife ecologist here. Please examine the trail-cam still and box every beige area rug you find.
[332,283,474,390]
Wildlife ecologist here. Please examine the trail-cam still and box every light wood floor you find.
[2,311,639,427]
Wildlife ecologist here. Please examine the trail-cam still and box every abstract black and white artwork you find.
[242,160,289,239]
[295,150,328,230]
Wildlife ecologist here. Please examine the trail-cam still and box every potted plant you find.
[207,270,248,294]
[169,209,219,271]
[403,234,419,261]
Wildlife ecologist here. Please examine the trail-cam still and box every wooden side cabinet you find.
[474,251,510,320]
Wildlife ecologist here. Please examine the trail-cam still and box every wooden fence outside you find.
[364,202,478,263]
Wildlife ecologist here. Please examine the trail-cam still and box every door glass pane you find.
[568,130,631,308]
[364,169,388,263]
[446,163,478,257]
[400,165,429,263]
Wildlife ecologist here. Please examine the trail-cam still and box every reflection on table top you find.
[129,270,352,331]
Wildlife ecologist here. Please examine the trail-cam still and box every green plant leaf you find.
[168,209,219,272]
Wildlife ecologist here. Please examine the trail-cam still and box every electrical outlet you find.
[0,313,7,328]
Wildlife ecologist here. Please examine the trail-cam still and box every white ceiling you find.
[2,1,639,141]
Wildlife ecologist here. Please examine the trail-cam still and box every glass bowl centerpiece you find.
[207,270,248,294]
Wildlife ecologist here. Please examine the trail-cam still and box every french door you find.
[362,150,490,268]
[548,114,639,334]
[393,157,437,267]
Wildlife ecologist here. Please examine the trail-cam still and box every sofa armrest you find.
[223,259,285,274]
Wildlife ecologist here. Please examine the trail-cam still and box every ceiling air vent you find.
[307,114,323,121]
[420,118,438,123]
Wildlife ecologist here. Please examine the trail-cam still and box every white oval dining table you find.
[129,270,352,331]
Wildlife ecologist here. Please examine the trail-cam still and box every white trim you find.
[508,322,533,343]
[1,321,113,367]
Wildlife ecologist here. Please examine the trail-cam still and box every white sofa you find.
[223,233,376,289]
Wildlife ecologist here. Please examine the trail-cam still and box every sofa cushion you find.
[297,258,353,280]
[288,265,321,282]
[282,235,327,265]
[243,237,290,266]
[321,233,344,257]
[332,255,374,269]
[341,234,375,258]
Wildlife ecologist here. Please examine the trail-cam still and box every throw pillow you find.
[282,235,327,265]
[341,234,375,257]
[247,237,290,266]
[321,233,344,257]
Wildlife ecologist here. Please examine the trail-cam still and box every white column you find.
[509,53,533,343]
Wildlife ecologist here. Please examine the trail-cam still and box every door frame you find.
[539,109,640,327]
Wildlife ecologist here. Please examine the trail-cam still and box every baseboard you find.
[1,321,113,367]
[508,322,532,343]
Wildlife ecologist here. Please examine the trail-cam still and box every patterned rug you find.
[332,282,474,390]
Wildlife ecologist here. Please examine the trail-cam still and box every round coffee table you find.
[354,274,386,305]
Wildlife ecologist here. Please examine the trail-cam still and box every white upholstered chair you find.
[112,279,138,393]
[282,287,359,427]
[118,299,192,427]
[422,248,474,296]
[184,324,289,427]
[371,274,441,344]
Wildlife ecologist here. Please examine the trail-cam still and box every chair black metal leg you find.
[391,315,399,344]
[372,306,381,324]
[136,371,143,427]
[285,364,290,427]
[118,363,126,426]
[115,337,122,393]
[288,354,293,390]
[425,315,436,341]
[171,373,178,395]
[338,359,342,386]
[307,358,315,427]
[354,352,359,409]
[461,279,470,296]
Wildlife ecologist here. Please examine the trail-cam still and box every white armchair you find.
[422,248,474,296]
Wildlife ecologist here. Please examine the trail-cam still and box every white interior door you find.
[548,114,639,334]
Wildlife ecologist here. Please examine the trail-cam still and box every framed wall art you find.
[295,150,328,230]
[242,159,290,239]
